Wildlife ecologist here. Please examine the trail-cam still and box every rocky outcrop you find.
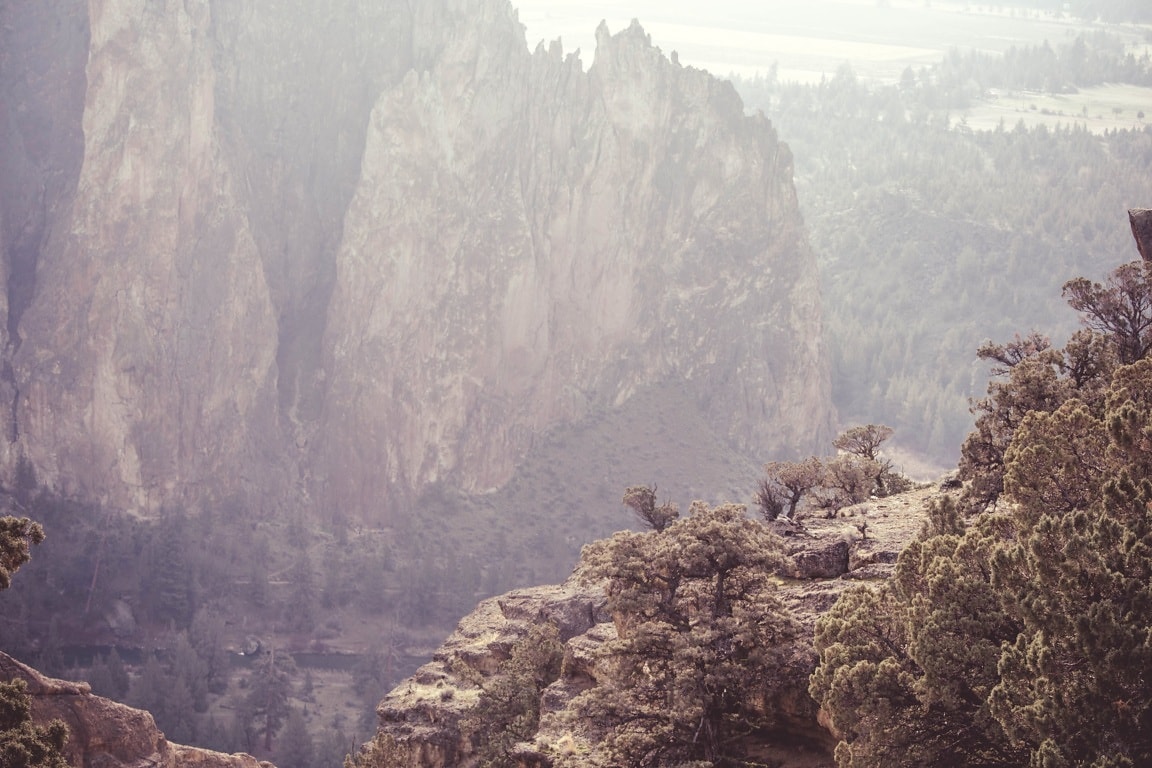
[369,485,942,767]
[0,0,831,524]
[1131,208,1152,262]
[373,580,609,767]
[0,651,271,768]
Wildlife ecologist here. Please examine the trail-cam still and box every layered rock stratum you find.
[0,0,831,524]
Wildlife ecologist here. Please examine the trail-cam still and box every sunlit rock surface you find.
[0,652,272,768]
[0,0,832,522]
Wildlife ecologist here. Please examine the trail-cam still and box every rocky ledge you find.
[0,652,272,768]
[370,484,944,767]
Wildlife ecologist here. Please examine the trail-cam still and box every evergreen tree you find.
[621,485,679,532]
[285,555,318,635]
[571,501,797,766]
[833,424,894,461]
[188,609,230,695]
[127,654,169,727]
[812,359,1152,766]
[171,632,209,712]
[104,648,130,700]
[987,359,1152,764]
[0,680,69,768]
[276,707,314,768]
[0,517,45,591]
[810,500,1027,766]
[758,457,824,520]
[246,648,298,751]
[143,516,195,628]
[0,516,68,768]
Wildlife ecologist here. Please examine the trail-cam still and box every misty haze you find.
[1,0,1151,766]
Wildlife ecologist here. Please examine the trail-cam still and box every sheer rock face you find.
[0,652,271,768]
[0,0,831,521]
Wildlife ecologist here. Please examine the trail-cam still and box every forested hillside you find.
[736,30,1152,463]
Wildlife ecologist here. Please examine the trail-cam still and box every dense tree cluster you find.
[567,502,798,767]
[811,255,1152,766]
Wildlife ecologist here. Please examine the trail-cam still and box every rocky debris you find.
[370,484,947,767]
[789,538,850,579]
[0,651,271,768]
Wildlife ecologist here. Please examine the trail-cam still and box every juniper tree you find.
[622,485,679,532]
[813,360,1152,767]
[810,498,1026,768]
[0,517,44,592]
[0,680,68,768]
[461,623,563,767]
[1063,259,1152,365]
[986,359,1152,765]
[758,457,823,520]
[573,502,797,767]
[0,517,68,768]
[833,424,893,462]
[960,258,1152,512]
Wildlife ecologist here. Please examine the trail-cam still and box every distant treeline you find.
[937,32,1152,98]
[734,31,1152,464]
[1035,0,1152,22]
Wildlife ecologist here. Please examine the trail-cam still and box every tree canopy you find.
[813,257,1152,766]
[570,501,797,767]
[0,516,67,768]
[0,517,44,592]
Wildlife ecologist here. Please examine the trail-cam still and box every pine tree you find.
[127,655,170,727]
[276,707,314,768]
[171,632,209,712]
[246,648,298,751]
[188,609,230,695]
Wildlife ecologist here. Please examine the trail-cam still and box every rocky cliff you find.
[0,0,831,523]
[0,651,271,768]
[369,487,939,767]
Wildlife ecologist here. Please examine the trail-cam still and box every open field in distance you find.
[514,0,1152,130]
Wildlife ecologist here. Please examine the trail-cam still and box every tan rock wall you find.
[0,0,833,523]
